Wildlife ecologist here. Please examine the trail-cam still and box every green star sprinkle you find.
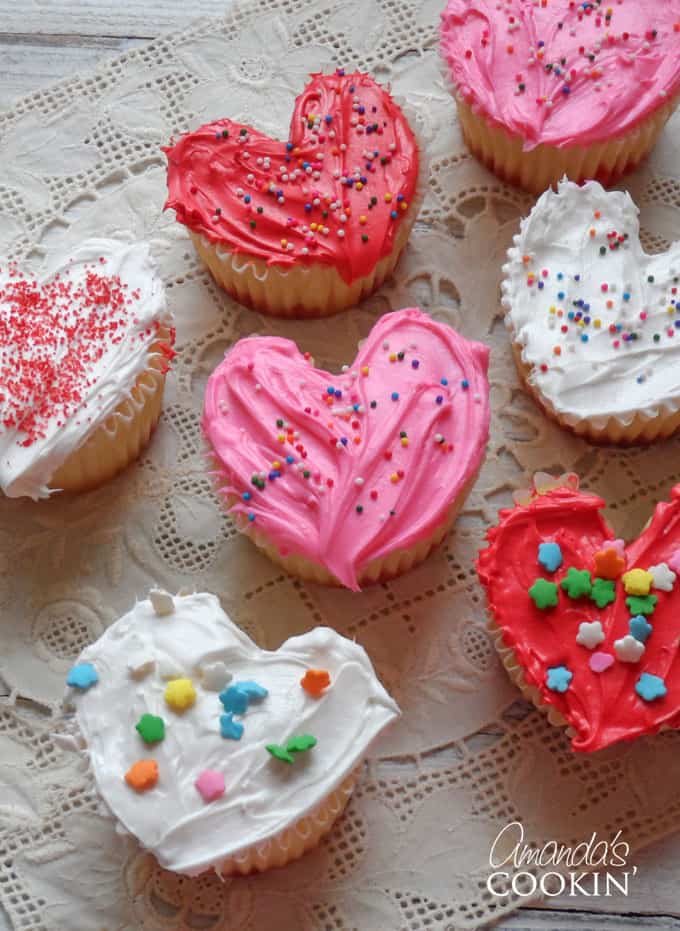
[266,734,318,764]
[135,713,166,745]
[529,579,559,610]
[560,568,592,599]
[591,578,616,608]
[626,594,658,616]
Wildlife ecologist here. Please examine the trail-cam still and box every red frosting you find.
[163,70,420,284]
[477,483,680,752]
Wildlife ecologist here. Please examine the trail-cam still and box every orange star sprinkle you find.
[125,759,159,792]
[301,669,331,698]
[594,547,626,580]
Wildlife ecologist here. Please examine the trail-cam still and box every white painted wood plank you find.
[0,37,141,111]
[0,1,236,38]
[498,909,680,929]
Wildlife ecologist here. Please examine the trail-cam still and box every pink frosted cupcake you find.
[440,0,680,195]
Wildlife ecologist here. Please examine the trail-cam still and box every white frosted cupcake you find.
[63,591,399,876]
[502,179,680,444]
[0,239,173,498]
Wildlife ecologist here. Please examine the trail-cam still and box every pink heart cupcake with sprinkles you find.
[440,0,680,194]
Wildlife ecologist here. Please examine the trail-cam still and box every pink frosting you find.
[440,0,680,150]
[203,308,490,590]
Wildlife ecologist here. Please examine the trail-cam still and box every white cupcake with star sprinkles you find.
[0,239,174,498]
[63,590,399,876]
[502,179,680,444]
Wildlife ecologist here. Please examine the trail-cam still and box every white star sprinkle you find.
[576,620,605,650]
[648,563,676,592]
[614,635,645,663]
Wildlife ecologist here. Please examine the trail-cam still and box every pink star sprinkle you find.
[668,550,680,574]
[589,652,615,674]
[195,770,225,803]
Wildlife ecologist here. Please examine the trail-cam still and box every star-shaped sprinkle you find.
[201,662,232,692]
[220,686,248,715]
[622,568,654,596]
[149,589,175,616]
[135,714,166,744]
[220,713,244,740]
[546,665,572,693]
[614,635,645,663]
[125,759,159,792]
[593,547,626,580]
[635,673,667,702]
[195,770,225,803]
[668,549,680,574]
[159,658,185,680]
[266,734,317,764]
[219,681,268,714]
[127,655,155,681]
[538,542,562,573]
[626,594,657,616]
[589,652,614,673]
[629,615,653,644]
[648,563,676,592]
[591,578,616,608]
[576,620,605,650]
[529,579,559,609]
[164,678,197,713]
[301,669,331,697]
[560,568,592,599]
[67,663,99,691]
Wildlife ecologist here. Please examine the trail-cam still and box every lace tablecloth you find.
[3,1,680,929]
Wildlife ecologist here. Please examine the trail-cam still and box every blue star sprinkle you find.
[629,615,653,644]
[538,542,563,574]
[546,665,573,693]
[235,680,269,702]
[219,681,269,714]
[635,673,667,702]
[219,686,249,715]
[220,713,245,740]
[66,663,99,691]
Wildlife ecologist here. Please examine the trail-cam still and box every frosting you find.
[203,307,490,591]
[0,239,171,499]
[164,70,419,283]
[502,179,680,430]
[477,480,680,752]
[69,591,399,875]
[440,0,680,150]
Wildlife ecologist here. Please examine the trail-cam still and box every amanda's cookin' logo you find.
[487,822,638,898]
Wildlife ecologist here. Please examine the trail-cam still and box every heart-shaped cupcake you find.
[203,308,490,590]
[0,239,172,499]
[477,478,680,752]
[164,70,421,316]
[68,591,399,875]
[440,1,680,192]
[502,179,680,443]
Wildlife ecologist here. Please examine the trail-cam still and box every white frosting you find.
[0,239,168,499]
[502,180,680,430]
[71,592,399,876]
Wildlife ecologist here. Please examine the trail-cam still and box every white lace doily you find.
[3,1,680,929]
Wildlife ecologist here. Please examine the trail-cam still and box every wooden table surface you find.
[2,3,680,930]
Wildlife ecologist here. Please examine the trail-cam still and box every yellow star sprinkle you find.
[622,568,654,596]
[164,678,197,713]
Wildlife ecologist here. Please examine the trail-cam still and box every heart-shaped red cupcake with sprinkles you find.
[164,69,421,317]
[478,477,680,752]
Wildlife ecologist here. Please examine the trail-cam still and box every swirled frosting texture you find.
[203,308,490,590]
[502,179,680,430]
[164,70,419,283]
[0,239,170,499]
[477,484,680,752]
[71,592,400,875]
[440,0,680,150]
